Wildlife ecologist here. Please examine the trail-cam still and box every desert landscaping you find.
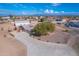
[0,16,79,56]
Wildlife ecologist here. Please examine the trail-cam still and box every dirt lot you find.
[34,25,70,44]
[0,22,26,56]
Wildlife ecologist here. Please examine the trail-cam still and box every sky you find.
[0,3,79,16]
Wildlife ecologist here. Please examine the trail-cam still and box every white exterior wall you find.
[1,16,10,20]
[15,20,30,27]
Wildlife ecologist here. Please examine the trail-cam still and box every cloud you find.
[44,9,60,14]
[50,10,54,13]
[44,9,54,13]
[44,9,49,13]
[22,11,27,15]
[52,3,60,6]
[54,11,59,13]
[44,9,66,14]
[61,11,65,13]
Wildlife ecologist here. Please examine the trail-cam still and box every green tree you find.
[12,16,16,21]
[40,18,44,22]
[31,22,55,36]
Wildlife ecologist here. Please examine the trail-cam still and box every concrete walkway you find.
[15,32,77,56]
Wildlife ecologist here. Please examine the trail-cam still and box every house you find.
[1,16,10,20]
[14,20,30,27]
[52,18,67,24]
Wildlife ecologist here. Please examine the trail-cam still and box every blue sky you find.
[0,3,79,16]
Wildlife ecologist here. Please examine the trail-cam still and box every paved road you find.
[15,32,77,56]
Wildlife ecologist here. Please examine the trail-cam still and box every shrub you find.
[31,22,55,36]
[62,29,69,32]
[46,22,55,32]
[38,18,46,22]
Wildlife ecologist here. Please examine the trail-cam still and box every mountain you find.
[0,12,79,16]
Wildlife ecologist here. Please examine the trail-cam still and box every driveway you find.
[15,32,77,56]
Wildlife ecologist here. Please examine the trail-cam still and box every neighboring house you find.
[1,16,10,20]
[52,18,67,24]
[14,20,30,27]
[69,20,79,22]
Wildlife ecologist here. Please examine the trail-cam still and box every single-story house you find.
[52,18,67,24]
[1,16,10,20]
[14,20,30,27]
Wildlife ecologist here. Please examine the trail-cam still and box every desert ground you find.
[34,25,70,44]
[28,21,78,44]
[0,21,78,56]
[0,21,26,56]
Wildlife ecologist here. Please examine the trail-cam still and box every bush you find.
[38,18,46,22]
[31,22,55,36]
[62,29,69,32]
